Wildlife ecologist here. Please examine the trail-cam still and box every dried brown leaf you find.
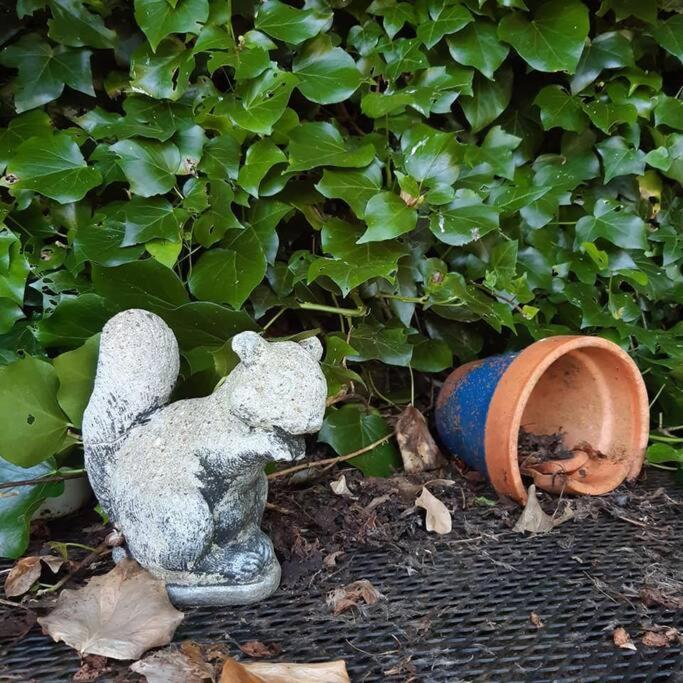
[131,648,215,683]
[530,612,544,629]
[415,487,452,534]
[641,627,682,648]
[4,556,42,598]
[329,474,355,499]
[40,555,65,574]
[73,655,110,682]
[613,627,637,651]
[220,657,351,683]
[326,579,384,615]
[513,485,574,534]
[323,550,344,568]
[38,559,184,660]
[238,640,282,658]
[395,406,445,473]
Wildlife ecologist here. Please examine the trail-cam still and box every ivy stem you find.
[649,434,683,444]
[0,469,86,491]
[298,301,367,317]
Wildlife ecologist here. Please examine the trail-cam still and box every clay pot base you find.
[485,337,649,505]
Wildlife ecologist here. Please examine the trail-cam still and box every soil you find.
[517,428,575,465]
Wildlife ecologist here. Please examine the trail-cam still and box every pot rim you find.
[484,335,649,504]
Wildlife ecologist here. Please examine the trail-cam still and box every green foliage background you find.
[1,0,683,555]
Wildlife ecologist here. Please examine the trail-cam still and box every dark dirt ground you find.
[1,461,682,682]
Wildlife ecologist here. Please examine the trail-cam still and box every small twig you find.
[267,435,391,480]
[36,542,111,596]
[0,471,86,491]
[0,597,31,610]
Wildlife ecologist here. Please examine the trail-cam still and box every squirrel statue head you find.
[224,331,327,435]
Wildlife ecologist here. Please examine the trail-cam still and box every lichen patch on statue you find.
[82,309,327,606]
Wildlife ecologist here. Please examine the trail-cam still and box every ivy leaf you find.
[417,2,473,49]
[110,139,180,197]
[0,33,93,112]
[430,193,499,246]
[74,221,144,266]
[570,31,634,94]
[134,0,209,51]
[0,230,30,306]
[647,443,683,464]
[115,197,185,246]
[447,20,508,79]
[348,321,413,366]
[401,124,461,185]
[188,228,266,309]
[237,139,286,197]
[318,404,401,477]
[130,39,194,100]
[654,96,683,130]
[255,0,331,45]
[223,68,298,135]
[3,134,101,204]
[47,0,116,49]
[575,199,648,250]
[287,122,375,172]
[308,218,407,296]
[596,137,646,183]
[653,14,683,63]
[0,457,63,559]
[198,134,241,181]
[315,161,383,218]
[533,85,588,132]
[381,39,429,80]
[498,0,589,73]
[358,192,417,244]
[460,69,513,132]
[52,334,99,428]
[0,110,53,171]
[582,99,638,134]
[292,36,362,105]
[0,357,70,467]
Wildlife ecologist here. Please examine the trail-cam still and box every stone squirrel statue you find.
[82,309,327,606]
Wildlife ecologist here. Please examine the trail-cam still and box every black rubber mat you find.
[1,469,682,682]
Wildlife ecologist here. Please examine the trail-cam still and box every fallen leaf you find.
[642,627,682,648]
[38,559,184,660]
[613,627,637,651]
[329,474,356,499]
[220,657,350,683]
[513,485,573,534]
[131,648,215,683]
[326,579,384,615]
[323,550,344,568]
[238,640,283,658]
[5,556,42,598]
[530,612,544,629]
[73,655,110,682]
[41,555,65,573]
[415,486,452,534]
[0,608,36,641]
[395,406,445,473]
[639,587,683,610]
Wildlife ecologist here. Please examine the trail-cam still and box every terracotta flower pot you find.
[435,336,649,504]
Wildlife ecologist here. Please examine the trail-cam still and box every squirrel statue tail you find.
[83,309,180,518]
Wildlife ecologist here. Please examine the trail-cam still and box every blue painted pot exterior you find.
[435,352,518,478]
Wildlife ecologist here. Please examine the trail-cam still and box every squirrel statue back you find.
[83,309,327,606]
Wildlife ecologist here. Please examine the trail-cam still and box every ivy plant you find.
[0,0,682,556]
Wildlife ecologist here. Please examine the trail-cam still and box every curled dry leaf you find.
[4,556,42,598]
[130,648,214,683]
[238,640,283,658]
[641,627,682,648]
[326,579,384,615]
[329,474,356,499]
[530,612,544,629]
[220,657,350,683]
[395,406,445,473]
[513,485,574,534]
[323,550,344,568]
[613,627,637,651]
[38,559,184,660]
[415,486,452,535]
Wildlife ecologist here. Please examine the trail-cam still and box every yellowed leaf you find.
[220,657,350,683]
[415,486,452,534]
[38,559,184,660]
[5,556,42,598]
[131,649,214,683]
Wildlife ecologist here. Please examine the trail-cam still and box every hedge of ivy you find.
[1,0,683,556]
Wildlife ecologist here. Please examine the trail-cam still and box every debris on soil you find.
[613,626,637,651]
[513,485,574,534]
[238,640,283,658]
[517,428,575,465]
[326,579,384,615]
[131,646,215,683]
[329,474,356,499]
[220,657,351,683]
[73,654,110,682]
[38,559,184,659]
[415,486,452,534]
[395,406,446,473]
[641,627,683,648]
[530,612,544,629]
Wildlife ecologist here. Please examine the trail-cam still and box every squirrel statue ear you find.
[299,336,323,361]
[232,331,266,366]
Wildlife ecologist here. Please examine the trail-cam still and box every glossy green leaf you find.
[238,139,286,197]
[534,85,588,132]
[430,193,499,246]
[460,69,513,132]
[575,198,648,250]
[47,0,116,48]
[417,2,473,49]
[315,162,383,218]
[447,21,508,79]
[111,139,180,197]
[255,0,331,45]
[134,0,209,51]
[653,15,683,63]
[570,31,634,94]
[358,192,417,244]
[596,136,646,183]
